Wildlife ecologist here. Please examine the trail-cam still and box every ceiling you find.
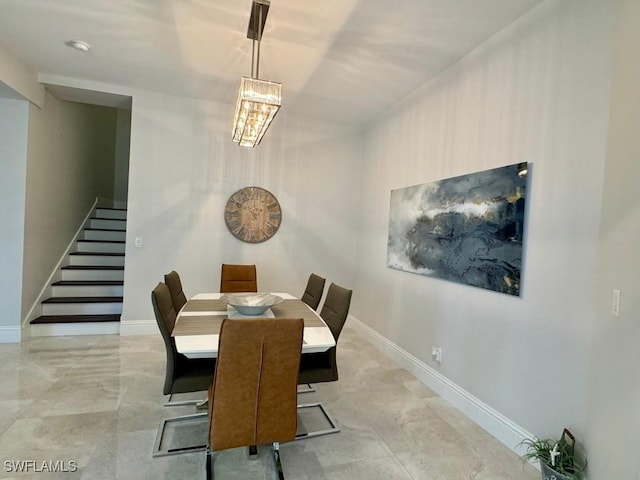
[0,0,541,125]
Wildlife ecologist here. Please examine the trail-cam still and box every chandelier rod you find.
[256,3,263,79]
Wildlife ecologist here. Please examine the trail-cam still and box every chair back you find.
[208,317,303,451]
[220,264,257,293]
[164,270,187,312]
[151,282,179,394]
[301,273,325,310]
[319,282,352,342]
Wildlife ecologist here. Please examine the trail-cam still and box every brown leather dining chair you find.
[301,273,325,311]
[219,264,257,293]
[164,270,187,313]
[152,282,215,406]
[296,282,352,440]
[206,317,304,480]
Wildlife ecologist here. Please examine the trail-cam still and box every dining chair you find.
[152,282,215,407]
[220,263,257,293]
[164,270,187,313]
[206,317,304,480]
[296,282,352,440]
[300,273,325,310]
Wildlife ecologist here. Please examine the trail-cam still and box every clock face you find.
[224,187,282,243]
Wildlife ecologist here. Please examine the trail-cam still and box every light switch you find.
[612,289,621,317]
[135,237,143,248]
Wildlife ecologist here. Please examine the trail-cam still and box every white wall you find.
[0,98,29,342]
[353,0,614,452]
[22,92,118,318]
[585,0,640,477]
[121,91,362,333]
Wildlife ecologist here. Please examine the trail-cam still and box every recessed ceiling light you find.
[67,40,90,52]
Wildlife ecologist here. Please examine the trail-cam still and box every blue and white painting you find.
[387,163,528,296]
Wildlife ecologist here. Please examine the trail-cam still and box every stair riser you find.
[31,322,120,337]
[69,255,125,267]
[52,285,124,297]
[75,242,125,253]
[43,302,122,316]
[62,269,125,281]
[95,209,127,220]
[83,230,126,241]
[90,218,126,230]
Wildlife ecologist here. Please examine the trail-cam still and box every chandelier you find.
[232,0,281,148]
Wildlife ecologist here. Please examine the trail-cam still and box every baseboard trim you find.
[119,320,157,336]
[0,326,21,343]
[348,315,534,456]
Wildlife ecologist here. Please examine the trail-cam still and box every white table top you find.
[173,292,336,359]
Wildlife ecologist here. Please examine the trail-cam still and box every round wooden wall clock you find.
[224,187,282,243]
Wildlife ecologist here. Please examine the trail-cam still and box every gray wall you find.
[0,97,29,341]
[113,108,131,204]
[585,0,640,476]
[354,0,613,458]
[21,92,118,318]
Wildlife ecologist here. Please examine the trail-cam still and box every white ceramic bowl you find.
[222,293,283,316]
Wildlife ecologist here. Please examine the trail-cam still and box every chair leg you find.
[248,445,258,457]
[272,442,285,480]
[163,392,208,407]
[295,402,340,440]
[297,383,316,394]
[206,448,213,480]
[152,412,208,457]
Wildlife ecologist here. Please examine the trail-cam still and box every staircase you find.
[30,207,126,336]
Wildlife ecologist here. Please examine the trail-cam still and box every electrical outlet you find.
[612,289,621,317]
[431,347,442,364]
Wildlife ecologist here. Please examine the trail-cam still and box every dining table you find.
[172,292,336,358]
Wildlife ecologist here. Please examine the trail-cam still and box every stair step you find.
[43,296,123,304]
[78,239,125,244]
[68,252,125,266]
[86,226,126,232]
[95,208,127,220]
[42,295,123,315]
[83,228,126,242]
[52,280,124,286]
[76,240,125,253]
[31,314,121,324]
[61,266,124,281]
[61,265,124,270]
[70,252,124,256]
[90,218,126,230]
[51,280,124,297]
[92,216,126,221]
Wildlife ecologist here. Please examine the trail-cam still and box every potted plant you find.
[519,429,586,480]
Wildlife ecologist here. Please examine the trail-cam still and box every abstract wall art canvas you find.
[387,163,528,296]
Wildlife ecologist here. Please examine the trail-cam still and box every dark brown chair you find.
[164,270,187,313]
[220,264,257,293]
[298,282,352,385]
[301,273,325,311]
[206,317,304,480]
[296,282,352,440]
[152,282,215,402]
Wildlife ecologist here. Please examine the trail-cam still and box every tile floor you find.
[0,327,539,479]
